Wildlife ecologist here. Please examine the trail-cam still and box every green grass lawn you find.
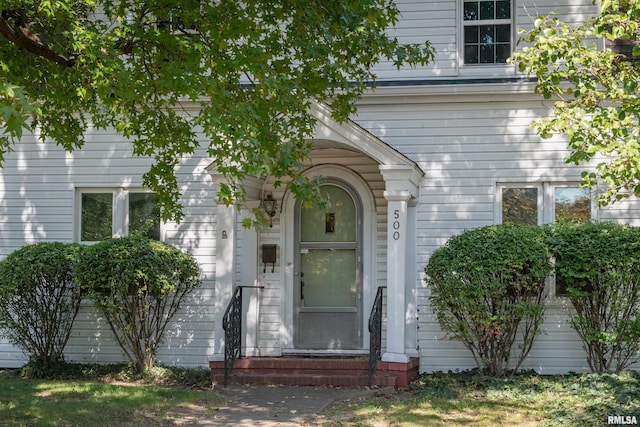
[321,370,640,427]
[0,365,224,427]
[1,365,639,426]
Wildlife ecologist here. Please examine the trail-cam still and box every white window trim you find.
[545,182,598,224]
[75,188,117,244]
[495,181,598,300]
[76,187,164,243]
[495,182,597,225]
[494,182,544,225]
[458,0,517,76]
[547,183,598,301]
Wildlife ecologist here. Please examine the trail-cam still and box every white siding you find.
[0,340,27,368]
[251,220,282,356]
[352,84,640,373]
[0,128,217,368]
[372,0,600,82]
[2,1,638,375]
[379,0,459,79]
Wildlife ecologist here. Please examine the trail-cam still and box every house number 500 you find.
[393,209,401,240]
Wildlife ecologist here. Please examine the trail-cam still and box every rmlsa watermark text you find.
[608,415,638,425]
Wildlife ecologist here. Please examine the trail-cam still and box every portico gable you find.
[207,101,424,372]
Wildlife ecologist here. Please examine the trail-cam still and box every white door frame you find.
[280,164,377,353]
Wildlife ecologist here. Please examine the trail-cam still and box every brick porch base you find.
[209,356,419,388]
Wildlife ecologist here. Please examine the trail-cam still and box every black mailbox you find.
[262,244,277,273]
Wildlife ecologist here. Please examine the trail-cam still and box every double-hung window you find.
[78,189,161,243]
[500,185,541,225]
[463,0,512,64]
[496,183,594,296]
[497,183,592,225]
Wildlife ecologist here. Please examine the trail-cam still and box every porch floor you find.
[210,356,419,388]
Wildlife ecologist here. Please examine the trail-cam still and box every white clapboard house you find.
[1,0,638,386]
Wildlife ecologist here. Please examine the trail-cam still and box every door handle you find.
[300,272,305,301]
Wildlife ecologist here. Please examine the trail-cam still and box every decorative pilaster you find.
[207,171,264,361]
[212,202,237,360]
[380,165,421,363]
[239,200,261,356]
[383,190,411,363]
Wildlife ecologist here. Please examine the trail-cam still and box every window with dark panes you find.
[463,0,512,64]
[79,189,162,243]
[81,193,114,242]
[129,193,161,240]
[498,183,592,297]
[554,187,591,225]
[156,2,200,33]
[500,185,591,227]
[553,187,591,296]
[502,187,538,225]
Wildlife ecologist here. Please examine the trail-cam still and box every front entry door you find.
[295,181,362,349]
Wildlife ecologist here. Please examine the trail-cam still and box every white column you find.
[379,164,422,363]
[206,172,264,361]
[211,203,237,360]
[239,201,261,356]
[382,191,411,363]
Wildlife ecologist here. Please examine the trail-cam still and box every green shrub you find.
[425,224,552,377]
[75,236,201,372]
[0,242,82,370]
[550,222,640,372]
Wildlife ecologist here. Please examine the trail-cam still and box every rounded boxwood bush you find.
[75,236,201,372]
[0,242,82,370]
[425,224,552,377]
[550,221,640,372]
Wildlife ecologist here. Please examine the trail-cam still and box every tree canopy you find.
[0,1,434,222]
[511,0,640,206]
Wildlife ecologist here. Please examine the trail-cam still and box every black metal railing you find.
[222,285,263,387]
[368,286,386,386]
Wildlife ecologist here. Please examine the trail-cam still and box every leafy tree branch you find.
[0,1,434,222]
[511,0,640,206]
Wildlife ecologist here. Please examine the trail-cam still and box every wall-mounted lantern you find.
[262,193,277,227]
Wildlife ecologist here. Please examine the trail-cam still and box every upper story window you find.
[78,189,161,243]
[463,0,512,64]
[155,4,199,34]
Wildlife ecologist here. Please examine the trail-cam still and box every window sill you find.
[458,63,517,78]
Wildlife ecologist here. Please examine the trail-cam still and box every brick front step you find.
[210,356,419,388]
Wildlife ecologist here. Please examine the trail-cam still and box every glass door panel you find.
[300,249,356,307]
[301,185,356,243]
[295,182,362,349]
